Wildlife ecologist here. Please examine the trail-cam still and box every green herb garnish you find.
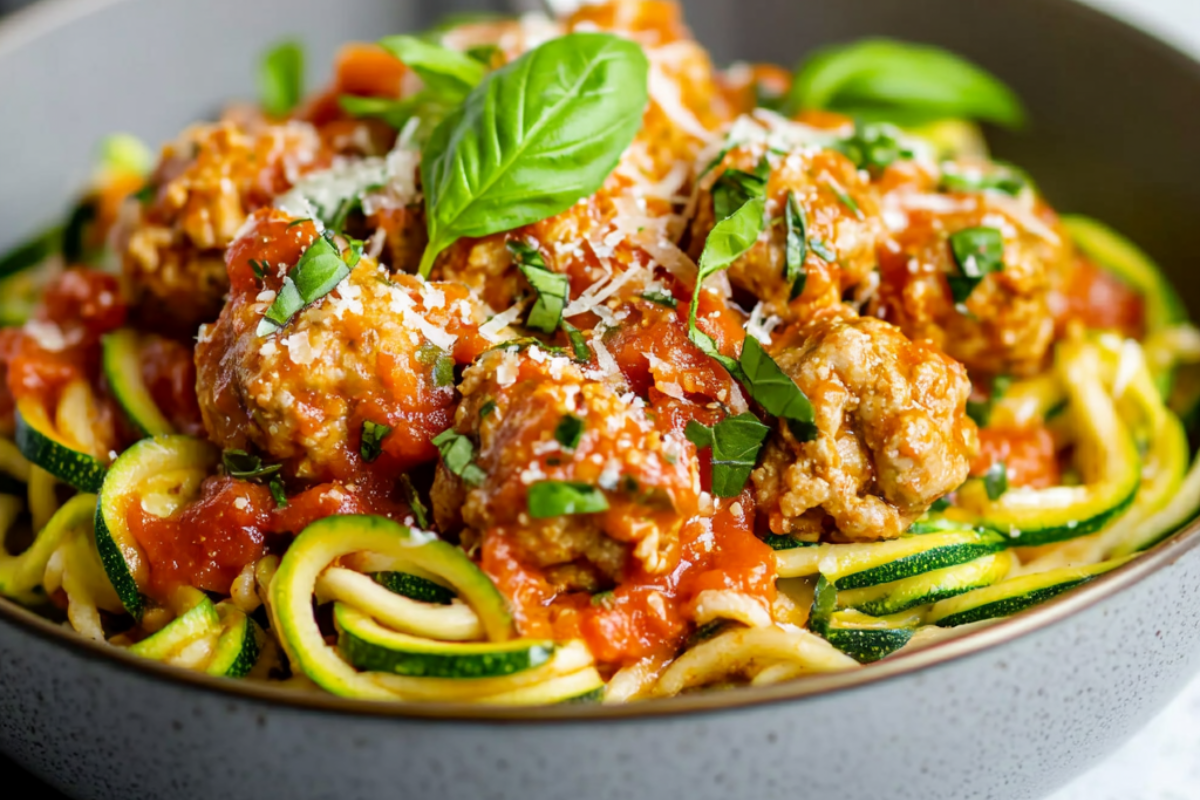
[479,399,498,420]
[396,474,430,530]
[984,461,1009,501]
[249,259,270,281]
[418,33,649,277]
[259,40,305,118]
[508,240,568,334]
[554,415,584,450]
[431,428,486,486]
[948,226,1005,305]
[940,163,1029,197]
[256,233,361,337]
[712,156,769,221]
[379,35,486,96]
[360,420,392,463]
[685,413,772,498]
[835,123,914,173]
[965,375,1012,429]
[268,477,288,509]
[527,480,610,518]
[788,38,1026,128]
[641,290,678,309]
[740,336,817,442]
[222,449,282,481]
[784,192,808,300]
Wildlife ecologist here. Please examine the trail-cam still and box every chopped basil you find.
[929,496,952,513]
[431,429,486,486]
[810,239,837,262]
[527,480,610,518]
[826,181,862,219]
[740,336,817,442]
[466,44,502,67]
[360,420,392,463]
[965,375,1012,428]
[948,226,1005,305]
[479,399,498,420]
[418,343,456,387]
[256,233,361,337]
[222,449,282,481]
[784,192,808,300]
[686,193,767,380]
[984,461,1009,501]
[418,33,649,277]
[508,240,568,334]
[835,123,914,173]
[562,321,591,362]
[259,40,305,118]
[338,93,455,139]
[268,477,288,509]
[286,218,312,229]
[133,184,156,205]
[590,590,615,608]
[788,39,1026,129]
[754,80,788,113]
[397,474,430,529]
[940,162,1028,196]
[554,415,584,450]
[699,147,730,180]
[641,290,678,309]
[249,259,270,281]
[712,156,769,221]
[684,413,771,498]
[620,476,673,510]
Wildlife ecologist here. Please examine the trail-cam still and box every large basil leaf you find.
[378,35,485,97]
[417,32,649,277]
[789,39,1025,129]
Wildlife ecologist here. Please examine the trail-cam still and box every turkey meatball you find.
[752,314,976,542]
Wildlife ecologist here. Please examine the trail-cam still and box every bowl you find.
[3,0,1200,798]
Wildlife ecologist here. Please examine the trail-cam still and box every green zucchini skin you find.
[102,329,174,438]
[335,604,553,679]
[838,551,1016,617]
[822,626,915,664]
[95,435,221,619]
[15,408,106,493]
[372,571,456,605]
[834,532,1006,590]
[128,594,220,660]
[928,557,1133,628]
[207,605,265,678]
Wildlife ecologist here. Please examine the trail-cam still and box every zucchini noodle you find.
[0,1,1198,707]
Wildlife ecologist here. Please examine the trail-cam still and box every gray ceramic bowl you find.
[3,0,1200,798]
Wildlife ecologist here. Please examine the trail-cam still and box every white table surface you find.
[1050,2,1200,798]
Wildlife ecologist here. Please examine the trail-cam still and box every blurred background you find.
[0,0,1198,798]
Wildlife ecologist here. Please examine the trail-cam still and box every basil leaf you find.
[554,415,584,450]
[686,195,766,377]
[396,474,430,530]
[378,35,486,97]
[527,480,610,518]
[479,399,497,420]
[418,33,649,277]
[222,449,282,481]
[467,44,502,67]
[789,39,1026,129]
[685,413,771,498]
[948,226,1004,305]
[940,162,1028,196]
[508,241,568,334]
[784,192,808,301]
[984,461,1009,501]
[431,429,486,486]
[929,496,952,513]
[259,40,305,118]
[826,181,862,218]
[810,239,837,262]
[641,290,678,309]
[257,234,359,337]
[562,321,592,362]
[712,157,768,221]
[966,375,1012,428]
[269,476,289,509]
[740,336,817,441]
[835,123,913,173]
[360,420,392,463]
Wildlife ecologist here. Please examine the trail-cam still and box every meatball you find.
[120,120,330,336]
[752,314,976,542]
[431,342,699,588]
[687,139,886,322]
[871,160,1070,376]
[195,210,491,482]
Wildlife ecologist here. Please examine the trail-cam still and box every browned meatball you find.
[195,211,491,483]
[431,343,699,588]
[687,140,885,322]
[872,160,1070,376]
[120,121,330,336]
[752,314,977,542]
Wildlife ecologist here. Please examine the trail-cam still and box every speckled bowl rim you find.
[3,0,1200,726]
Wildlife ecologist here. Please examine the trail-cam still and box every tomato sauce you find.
[140,335,205,436]
[971,425,1061,489]
[1052,256,1145,339]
